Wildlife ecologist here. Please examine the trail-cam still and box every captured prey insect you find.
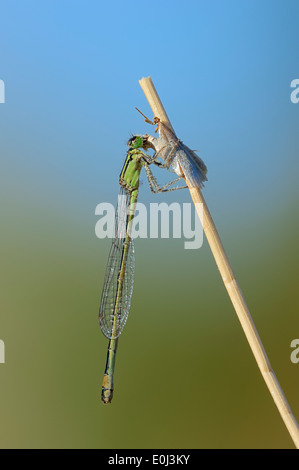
[136,108,208,190]
[99,135,186,404]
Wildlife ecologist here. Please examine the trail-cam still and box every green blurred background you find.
[0,0,298,449]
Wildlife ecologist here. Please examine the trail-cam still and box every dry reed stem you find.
[139,76,299,449]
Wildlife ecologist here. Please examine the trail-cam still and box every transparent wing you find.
[149,122,208,189]
[99,189,135,339]
[173,143,208,189]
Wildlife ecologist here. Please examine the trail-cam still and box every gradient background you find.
[0,0,298,449]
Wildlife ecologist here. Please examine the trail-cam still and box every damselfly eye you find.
[133,136,143,148]
[128,135,143,149]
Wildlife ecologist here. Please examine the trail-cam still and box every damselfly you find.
[99,136,185,404]
[136,108,208,189]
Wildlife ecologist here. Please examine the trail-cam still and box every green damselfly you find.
[99,136,184,404]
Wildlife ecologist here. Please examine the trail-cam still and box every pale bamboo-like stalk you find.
[139,76,299,448]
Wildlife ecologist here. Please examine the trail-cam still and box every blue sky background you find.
[0,0,298,449]
[1,0,298,214]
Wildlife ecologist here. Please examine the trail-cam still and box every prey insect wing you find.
[136,107,208,189]
[174,141,208,189]
[155,122,208,189]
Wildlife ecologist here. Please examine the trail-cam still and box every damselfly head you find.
[127,135,152,151]
[127,135,144,149]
